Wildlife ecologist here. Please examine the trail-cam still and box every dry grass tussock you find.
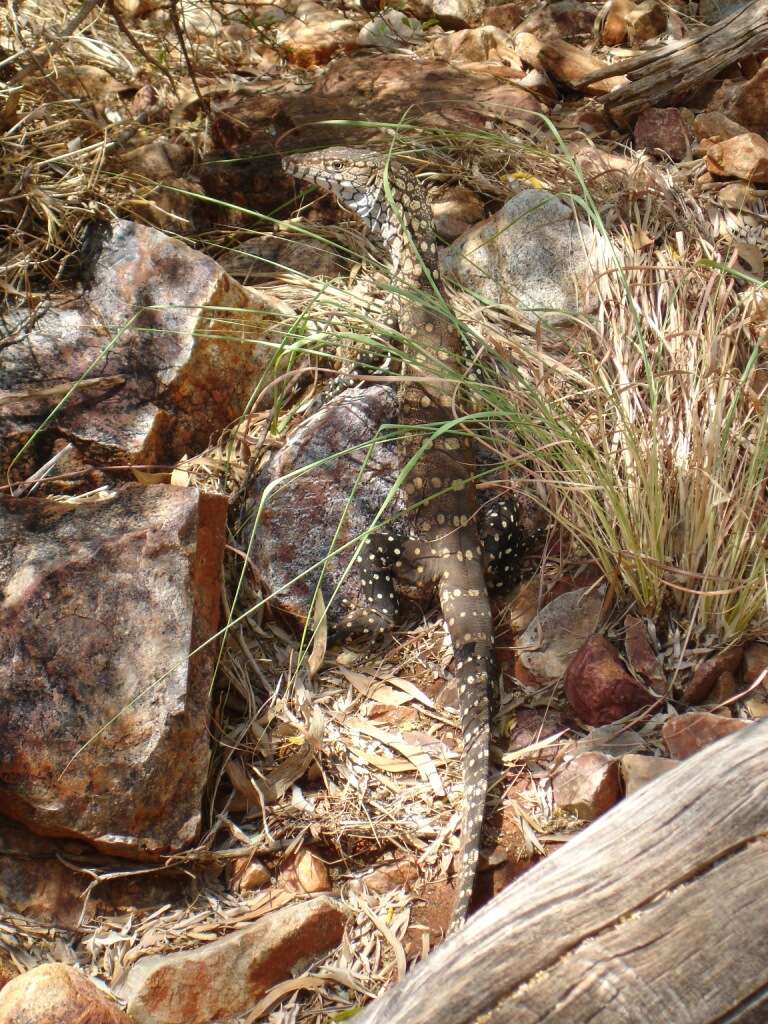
[2,2,768,1020]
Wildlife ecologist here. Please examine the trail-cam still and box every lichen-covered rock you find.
[1,219,284,481]
[246,385,402,627]
[516,585,606,686]
[441,190,612,326]
[0,484,226,855]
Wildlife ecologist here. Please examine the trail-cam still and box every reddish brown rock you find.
[745,694,768,718]
[280,55,547,147]
[229,856,270,893]
[422,26,521,67]
[624,615,665,689]
[572,143,665,194]
[683,647,744,704]
[430,0,487,29]
[219,233,343,282]
[538,40,628,95]
[197,145,289,231]
[693,110,744,142]
[432,186,486,241]
[482,1,524,32]
[552,751,620,820]
[513,0,596,41]
[519,67,559,104]
[564,635,650,726]
[744,642,768,688]
[634,107,690,161]
[280,849,331,894]
[0,817,192,928]
[351,856,420,896]
[620,753,680,796]
[624,0,666,42]
[506,708,569,764]
[726,60,768,135]
[600,0,635,45]
[705,132,768,183]
[0,951,18,991]
[274,0,363,66]
[119,141,191,181]
[116,896,348,1023]
[0,964,130,1024]
[662,712,750,759]
[1,219,284,482]
[0,485,226,856]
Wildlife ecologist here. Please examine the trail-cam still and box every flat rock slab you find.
[442,189,612,326]
[116,895,348,1024]
[0,817,192,928]
[1,219,286,480]
[0,484,227,856]
[278,54,547,146]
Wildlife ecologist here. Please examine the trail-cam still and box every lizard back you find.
[283,146,496,930]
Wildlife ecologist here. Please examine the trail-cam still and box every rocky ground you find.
[1,0,768,1020]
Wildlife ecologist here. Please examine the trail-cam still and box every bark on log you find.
[576,0,768,125]
[360,718,768,1024]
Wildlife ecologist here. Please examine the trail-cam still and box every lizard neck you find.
[343,168,439,291]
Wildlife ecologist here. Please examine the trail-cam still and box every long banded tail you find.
[448,642,493,931]
[438,554,495,933]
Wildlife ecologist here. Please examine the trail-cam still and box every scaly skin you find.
[283,146,494,931]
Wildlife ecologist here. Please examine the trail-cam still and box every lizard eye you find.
[329,159,343,170]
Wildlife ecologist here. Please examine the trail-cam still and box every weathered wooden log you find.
[577,0,768,125]
[360,718,768,1024]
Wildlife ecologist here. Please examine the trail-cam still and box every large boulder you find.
[1,219,286,481]
[0,484,226,856]
[441,189,612,326]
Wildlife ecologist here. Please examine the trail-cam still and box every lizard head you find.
[282,146,437,275]
[283,146,419,239]
[282,146,385,195]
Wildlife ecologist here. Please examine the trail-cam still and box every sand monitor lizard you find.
[283,146,524,931]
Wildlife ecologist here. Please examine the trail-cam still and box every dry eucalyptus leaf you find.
[307,591,327,680]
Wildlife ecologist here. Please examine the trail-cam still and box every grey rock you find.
[441,189,613,325]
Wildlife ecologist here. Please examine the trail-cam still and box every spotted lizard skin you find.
[284,146,517,931]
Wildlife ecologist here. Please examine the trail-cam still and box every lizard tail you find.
[447,642,493,933]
